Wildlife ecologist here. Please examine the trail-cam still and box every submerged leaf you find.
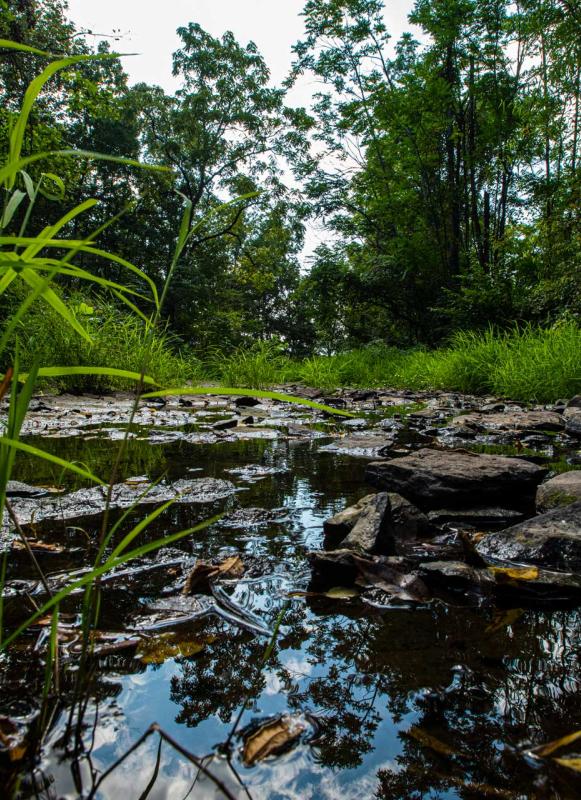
[183,555,244,594]
[137,633,209,664]
[0,717,27,762]
[324,586,359,599]
[486,608,524,634]
[242,715,306,766]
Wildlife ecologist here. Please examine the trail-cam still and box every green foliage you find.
[207,341,294,390]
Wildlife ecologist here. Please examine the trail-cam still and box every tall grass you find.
[208,325,581,403]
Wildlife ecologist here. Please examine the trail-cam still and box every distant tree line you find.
[1,0,579,355]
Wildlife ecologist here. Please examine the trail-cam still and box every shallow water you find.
[1,399,580,799]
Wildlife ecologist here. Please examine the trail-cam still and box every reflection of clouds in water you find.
[244,750,397,800]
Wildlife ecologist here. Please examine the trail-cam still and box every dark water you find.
[1,413,580,799]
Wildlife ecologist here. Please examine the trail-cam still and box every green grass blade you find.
[106,499,177,563]
[0,39,51,57]
[0,515,220,651]
[0,189,26,230]
[29,366,158,385]
[142,386,356,417]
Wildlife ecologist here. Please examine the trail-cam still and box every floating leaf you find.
[242,715,306,766]
[534,729,581,757]
[406,726,458,757]
[183,555,244,594]
[554,757,581,772]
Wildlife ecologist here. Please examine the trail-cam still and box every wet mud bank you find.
[1,387,580,798]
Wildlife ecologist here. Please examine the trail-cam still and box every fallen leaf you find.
[490,566,539,582]
[486,608,524,634]
[183,555,244,594]
[554,757,581,772]
[534,729,581,757]
[242,715,306,766]
[12,539,64,554]
[406,726,458,757]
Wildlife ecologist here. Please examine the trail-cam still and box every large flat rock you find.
[365,448,547,510]
[475,501,581,572]
[536,471,581,512]
[450,410,564,433]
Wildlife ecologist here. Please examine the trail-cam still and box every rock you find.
[212,417,239,430]
[3,477,236,534]
[324,492,432,554]
[419,560,581,596]
[319,434,394,458]
[564,407,581,437]
[427,507,526,528]
[341,493,392,554]
[536,471,581,512]
[234,396,262,407]
[365,448,547,510]
[420,561,496,591]
[475,501,581,572]
[450,410,564,433]
[567,395,581,408]
[5,481,57,498]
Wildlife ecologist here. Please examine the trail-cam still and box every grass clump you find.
[2,294,203,392]
[208,324,581,403]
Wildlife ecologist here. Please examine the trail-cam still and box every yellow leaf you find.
[242,715,306,766]
[137,633,208,664]
[534,730,581,757]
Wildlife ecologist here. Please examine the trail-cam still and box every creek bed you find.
[1,391,580,799]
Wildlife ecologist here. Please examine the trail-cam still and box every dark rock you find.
[475,500,581,572]
[427,507,526,528]
[388,493,433,541]
[5,481,57,498]
[450,411,564,433]
[564,407,581,437]
[321,397,347,409]
[234,396,262,408]
[567,395,581,408]
[420,561,496,591]
[3,477,236,535]
[212,417,239,430]
[366,448,547,510]
[536,471,581,512]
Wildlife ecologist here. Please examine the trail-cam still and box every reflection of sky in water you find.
[16,431,581,799]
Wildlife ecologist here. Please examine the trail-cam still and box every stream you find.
[1,390,580,799]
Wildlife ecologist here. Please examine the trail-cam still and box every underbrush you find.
[209,324,581,403]
[2,294,203,392]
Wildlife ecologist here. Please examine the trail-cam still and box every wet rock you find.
[5,481,57,499]
[234,396,262,407]
[324,492,432,555]
[212,417,239,430]
[567,395,581,408]
[536,471,581,512]
[419,561,496,591]
[450,410,564,434]
[475,500,581,572]
[3,477,236,534]
[225,464,289,483]
[319,434,394,458]
[366,448,547,510]
[420,560,581,596]
[564,407,581,437]
[427,507,526,528]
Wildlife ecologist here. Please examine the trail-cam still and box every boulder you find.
[564,407,581,437]
[536,471,581,512]
[323,492,431,554]
[450,410,564,433]
[475,500,581,572]
[365,448,547,510]
[427,507,525,528]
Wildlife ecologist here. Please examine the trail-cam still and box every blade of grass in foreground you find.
[0,514,221,651]
[142,386,356,417]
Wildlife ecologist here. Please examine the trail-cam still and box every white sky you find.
[65,0,418,260]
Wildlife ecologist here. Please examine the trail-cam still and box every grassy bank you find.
[4,307,579,403]
[212,324,581,403]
